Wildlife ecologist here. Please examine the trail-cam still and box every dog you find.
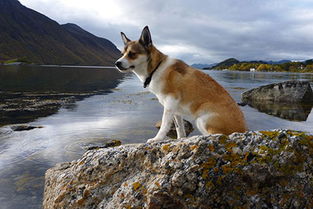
[115,26,247,143]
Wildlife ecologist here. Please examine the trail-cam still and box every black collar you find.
[143,60,163,88]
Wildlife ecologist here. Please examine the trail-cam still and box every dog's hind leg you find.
[196,113,228,135]
[196,116,209,135]
[174,115,186,138]
[196,113,218,135]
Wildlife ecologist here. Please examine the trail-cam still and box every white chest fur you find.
[147,58,194,119]
[148,57,175,96]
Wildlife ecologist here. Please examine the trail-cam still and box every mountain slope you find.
[208,58,239,69]
[191,63,217,69]
[266,60,291,65]
[0,0,120,65]
[61,23,120,65]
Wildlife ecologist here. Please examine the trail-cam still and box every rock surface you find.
[0,92,78,126]
[83,140,122,151]
[43,130,313,209]
[10,124,43,131]
[241,80,313,103]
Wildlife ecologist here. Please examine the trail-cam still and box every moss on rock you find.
[43,130,313,209]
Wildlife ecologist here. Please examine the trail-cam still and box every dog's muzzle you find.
[115,61,124,70]
[115,61,134,71]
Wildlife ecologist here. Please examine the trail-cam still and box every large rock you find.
[43,130,313,209]
[241,80,313,103]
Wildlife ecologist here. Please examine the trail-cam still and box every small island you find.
[0,57,33,65]
[204,58,313,73]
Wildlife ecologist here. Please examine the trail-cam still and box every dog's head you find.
[115,26,152,73]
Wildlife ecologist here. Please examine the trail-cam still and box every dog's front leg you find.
[147,108,174,143]
[174,115,186,139]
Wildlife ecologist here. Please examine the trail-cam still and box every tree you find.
[305,64,313,71]
[256,64,271,71]
[304,59,313,66]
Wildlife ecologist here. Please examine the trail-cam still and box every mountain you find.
[266,60,291,65]
[304,59,313,65]
[208,58,239,69]
[191,63,217,69]
[0,0,120,65]
[245,60,267,64]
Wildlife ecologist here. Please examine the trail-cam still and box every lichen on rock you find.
[43,130,313,209]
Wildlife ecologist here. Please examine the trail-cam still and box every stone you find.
[43,130,313,209]
[83,140,122,151]
[241,80,313,104]
[155,119,194,138]
[11,124,43,131]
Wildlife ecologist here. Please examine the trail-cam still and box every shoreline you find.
[0,63,116,69]
[0,90,112,127]
[204,68,313,73]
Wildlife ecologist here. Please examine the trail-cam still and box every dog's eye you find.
[128,51,136,58]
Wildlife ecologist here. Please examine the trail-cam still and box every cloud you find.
[19,0,313,64]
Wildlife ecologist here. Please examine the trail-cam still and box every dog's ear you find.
[139,26,152,48]
[121,32,130,45]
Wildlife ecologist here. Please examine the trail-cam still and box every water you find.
[0,66,313,209]
[0,64,126,127]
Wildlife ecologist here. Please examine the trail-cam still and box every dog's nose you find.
[115,61,122,68]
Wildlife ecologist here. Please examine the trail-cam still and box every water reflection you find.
[0,65,124,126]
[0,65,123,92]
[244,101,313,121]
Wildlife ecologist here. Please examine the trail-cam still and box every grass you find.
[2,57,32,64]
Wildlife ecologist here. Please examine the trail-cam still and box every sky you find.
[19,0,313,64]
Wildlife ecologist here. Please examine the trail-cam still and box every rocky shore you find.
[43,130,313,209]
[0,91,100,126]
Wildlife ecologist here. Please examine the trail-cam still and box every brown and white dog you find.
[115,26,247,143]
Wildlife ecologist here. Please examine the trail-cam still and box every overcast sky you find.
[19,0,313,64]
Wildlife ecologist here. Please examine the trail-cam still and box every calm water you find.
[0,66,313,209]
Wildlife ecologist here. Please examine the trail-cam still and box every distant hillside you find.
[206,58,239,69]
[191,63,217,69]
[266,60,291,65]
[210,58,313,72]
[0,0,120,65]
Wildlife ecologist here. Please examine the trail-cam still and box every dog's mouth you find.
[116,65,135,72]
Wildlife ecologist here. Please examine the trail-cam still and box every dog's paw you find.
[146,137,164,143]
